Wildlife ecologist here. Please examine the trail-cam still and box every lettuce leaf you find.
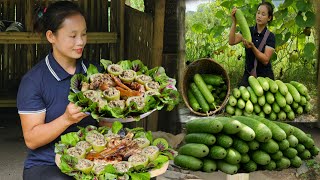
[112,121,123,134]
[60,132,80,146]
[100,59,113,71]
[128,172,150,180]
[131,60,148,74]
[117,60,133,70]
[86,64,99,77]
[59,154,78,175]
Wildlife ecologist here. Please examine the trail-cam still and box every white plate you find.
[55,154,169,178]
[98,109,157,123]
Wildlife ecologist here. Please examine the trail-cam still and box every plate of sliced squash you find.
[54,123,176,179]
[68,59,180,122]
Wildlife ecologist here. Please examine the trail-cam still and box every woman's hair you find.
[257,2,274,22]
[33,1,85,34]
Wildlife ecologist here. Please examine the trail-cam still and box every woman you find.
[17,1,97,179]
[229,2,276,87]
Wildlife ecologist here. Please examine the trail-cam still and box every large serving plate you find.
[55,154,169,178]
[98,109,157,123]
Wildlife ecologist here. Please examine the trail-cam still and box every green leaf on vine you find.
[191,23,205,34]
[281,0,294,9]
[296,0,308,12]
[305,11,315,27]
[303,42,316,59]
[295,13,306,28]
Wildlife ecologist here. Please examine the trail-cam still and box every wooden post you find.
[317,0,320,127]
[147,0,165,131]
[25,0,34,70]
[119,0,125,60]
[177,0,186,93]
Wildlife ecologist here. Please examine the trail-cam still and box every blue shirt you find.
[17,51,97,169]
[245,25,275,77]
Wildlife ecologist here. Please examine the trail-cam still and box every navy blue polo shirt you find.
[244,25,275,78]
[17,51,97,169]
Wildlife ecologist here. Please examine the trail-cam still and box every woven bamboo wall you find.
[0,0,117,99]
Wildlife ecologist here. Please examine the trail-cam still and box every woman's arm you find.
[243,40,274,65]
[20,103,88,150]
[229,7,243,45]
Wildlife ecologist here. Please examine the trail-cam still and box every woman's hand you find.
[231,7,237,23]
[63,102,89,125]
[243,39,254,49]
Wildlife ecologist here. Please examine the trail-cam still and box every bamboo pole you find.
[317,0,320,126]
[147,0,166,131]
[177,0,186,94]
[151,0,165,67]
[119,0,125,60]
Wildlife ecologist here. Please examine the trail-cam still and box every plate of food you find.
[54,122,177,180]
[68,59,180,122]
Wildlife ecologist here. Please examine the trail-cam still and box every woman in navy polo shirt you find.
[17,1,97,179]
[229,2,276,87]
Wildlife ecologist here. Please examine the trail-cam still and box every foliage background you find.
[185,0,317,94]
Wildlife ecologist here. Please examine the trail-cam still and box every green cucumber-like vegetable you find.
[263,160,276,171]
[184,133,216,146]
[217,160,239,175]
[265,91,275,104]
[186,118,223,134]
[174,155,203,171]
[232,88,241,98]
[232,116,272,142]
[189,83,210,113]
[202,159,217,172]
[275,91,286,108]
[262,103,272,114]
[194,74,216,106]
[248,76,264,96]
[235,9,252,42]
[260,139,279,154]
[200,74,224,86]
[290,81,308,96]
[228,95,237,106]
[216,134,233,148]
[275,80,288,96]
[270,151,283,160]
[273,121,294,136]
[257,77,269,91]
[247,140,259,150]
[258,95,266,107]
[245,100,254,114]
[247,86,258,104]
[290,156,302,168]
[237,98,246,109]
[224,148,241,165]
[226,104,235,115]
[285,83,301,103]
[254,116,286,141]
[242,160,257,172]
[266,77,278,93]
[209,145,227,159]
[240,154,250,163]
[239,86,250,101]
[275,157,290,170]
[214,117,242,135]
[251,150,271,165]
[285,91,294,105]
[272,102,281,113]
[187,89,200,111]
[232,137,249,154]
[107,64,123,76]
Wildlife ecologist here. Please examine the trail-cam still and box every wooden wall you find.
[0,0,120,104]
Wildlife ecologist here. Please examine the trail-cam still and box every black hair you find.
[33,1,85,35]
[257,2,274,22]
